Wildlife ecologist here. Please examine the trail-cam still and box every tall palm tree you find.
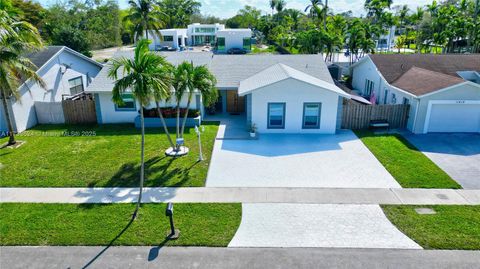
[410,7,424,53]
[275,0,286,13]
[124,0,164,41]
[269,0,278,15]
[108,39,169,218]
[172,62,217,142]
[0,10,46,146]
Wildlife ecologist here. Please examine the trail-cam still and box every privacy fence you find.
[62,99,97,124]
[341,104,410,129]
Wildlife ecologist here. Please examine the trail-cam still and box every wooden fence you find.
[62,99,97,124]
[341,104,410,129]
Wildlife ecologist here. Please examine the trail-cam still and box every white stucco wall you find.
[0,49,101,132]
[148,29,187,50]
[216,30,252,52]
[96,91,201,124]
[250,79,341,134]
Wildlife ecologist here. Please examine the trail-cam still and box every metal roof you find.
[86,51,335,92]
[238,63,350,97]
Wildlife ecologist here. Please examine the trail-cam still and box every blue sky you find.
[37,0,432,19]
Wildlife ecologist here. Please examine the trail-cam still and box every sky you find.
[37,0,433,19]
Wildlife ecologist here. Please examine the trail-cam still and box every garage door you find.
[427,103,480,133]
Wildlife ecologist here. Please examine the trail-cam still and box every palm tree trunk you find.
[1,90,16,145]
[324,0,328,31]
[176,101,180,139]
[155,101,175,148]
[132,106,145,220]
[180,93,193,138]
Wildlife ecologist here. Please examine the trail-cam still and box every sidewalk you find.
[1,187,479,204]
[2,246,479,269]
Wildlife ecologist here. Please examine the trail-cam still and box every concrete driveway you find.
[206,130,400,188]
[404,133,480,189]
[229,203,421,249]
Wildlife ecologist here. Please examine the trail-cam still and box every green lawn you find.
[354,130,461,189]
[0,123,219,187]
[382,205,480,250]
[0,203,241,246]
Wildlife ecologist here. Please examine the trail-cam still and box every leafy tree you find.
[52,26,92,57]
[108,39,170,218]
[0,9,46,145]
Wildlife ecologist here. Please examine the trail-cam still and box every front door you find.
[226,91,245,114]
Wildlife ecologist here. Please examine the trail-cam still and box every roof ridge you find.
[391,65,465,84]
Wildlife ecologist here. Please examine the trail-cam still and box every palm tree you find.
[0,10,46,146]
[269,0,278,15]
[397,5,410,53]
[275,0,286,13]
[108,39,169,218]
[172,62,217,143]
[124,0,164,41]
[410,7,424,53]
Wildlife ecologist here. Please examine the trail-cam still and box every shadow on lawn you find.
[80,212,171,269]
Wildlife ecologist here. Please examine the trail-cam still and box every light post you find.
[194,125,203,161]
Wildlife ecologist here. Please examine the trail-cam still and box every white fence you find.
[34,101,65,124]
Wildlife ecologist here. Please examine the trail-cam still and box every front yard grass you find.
[354,130,461,189]
[382,205,480,250]
[0,122,219,187]
[0,203,241,246]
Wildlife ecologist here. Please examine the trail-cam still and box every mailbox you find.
[165,202,173,216]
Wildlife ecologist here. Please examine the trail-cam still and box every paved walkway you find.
[229,203,421,249]
[1,187,479,204]
[2,247,479,269]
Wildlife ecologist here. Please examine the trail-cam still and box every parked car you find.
[157,46,176,51]
[227,48,247,54]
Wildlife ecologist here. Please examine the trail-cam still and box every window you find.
[68,77,84,95]
[217,37,225,51]
[383,89,389,104]
[303,103,321,129]
[391,93,397,104]
[364,79,374,97]
[115,93,136,111]
[243,37,251,51]
[163,35,173,42]
[195,27,215,33]
[402,97,410,105]
[268,103,285,129]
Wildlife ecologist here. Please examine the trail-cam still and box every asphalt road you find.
[1,246,480,269]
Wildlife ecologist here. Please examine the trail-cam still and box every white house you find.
[148,29,188,51]
[0,46,103,133]
[86,52,350,134]
[215,29,252,53]
[351,54,480,133]
[376,26,396,52]
[147,23,252,52]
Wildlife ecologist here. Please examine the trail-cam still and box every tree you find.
[124,0,163,41]
[410,7,424,53]
[0,9,46,145]
[158,0,201,28]
[172,62,217,144]
[108,39,168,218]
[52,26,92,57]
[270,0,278,15]
[275,0,286,13]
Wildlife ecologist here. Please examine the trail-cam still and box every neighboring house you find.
[351,54,480,133]
[0,46,103,133]
[376,26,396,52]
[147,23,252,53]
[85,52,350,134]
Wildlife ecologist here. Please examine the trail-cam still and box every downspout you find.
[411,97,420,134]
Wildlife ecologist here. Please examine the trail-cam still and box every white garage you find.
[425,101,480,133]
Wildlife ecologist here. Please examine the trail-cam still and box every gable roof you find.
[391,67,465,96]
[26,46,64,71]
[86,52,335,92]
[25,46,103,72]
[369,54,480,84]
[238,63,350,98]
[211,54,333,89]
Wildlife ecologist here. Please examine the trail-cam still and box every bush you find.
[142,107,200,118]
